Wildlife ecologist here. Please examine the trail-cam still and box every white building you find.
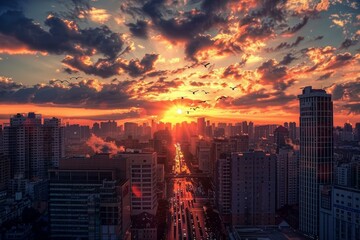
[120,151,158,216]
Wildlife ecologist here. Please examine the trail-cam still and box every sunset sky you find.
[0,0,359,126]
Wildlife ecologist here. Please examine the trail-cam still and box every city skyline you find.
[0,0,359,126]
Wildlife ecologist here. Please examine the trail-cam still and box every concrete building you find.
[44,117,65,168]
[298,86,334,238]
[320,185,360,240]
[197,140,211,173]
[276,147,299,209]
[48,155,131,240]
[274,126,289,153]
[216,154,232,223]
[119,151,158,216]
[231,151,276,226]
[197,117,206,136]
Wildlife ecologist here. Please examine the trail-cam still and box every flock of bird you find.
[50,61,239,115]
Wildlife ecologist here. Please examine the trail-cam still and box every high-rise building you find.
[124,122,138,138]
[216,154,232,223]
[48,154,131,240]
[197,117,206,136]
[4,113,44,179]
[197,140,211,173]
[274,126,289,153]
[44,117,65,168]
[231,151,276,226]
[355,122,360,141]
[289,122,297,142]
[119,151,158,216]
[248,121,254,141]
[298,86,334,238]
[276,147,299,209]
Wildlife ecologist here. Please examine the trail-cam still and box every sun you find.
[161,105,191,124]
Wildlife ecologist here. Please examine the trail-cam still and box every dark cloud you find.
[279,53,296,65]
[62,54,159,78]
[144,77,184,94]
[189,81,205,87]
[126,20,149,38]
[63,67,79,74]
[343,103,360,114]
[0,78,144,109]
[69,110,141,121]
[324,52,357,70]
[329,80,360,102]
[282,16,308,34]
[230,89,296,108]
[340,38,359,49]
[258,59,287,82]
[185,35,214,60]
[0,11,124,58]
[317,71,334,81]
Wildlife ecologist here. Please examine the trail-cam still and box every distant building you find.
[298,86,334,238]
[276,147,299,209]
[197,140,211,173]
[231,151,276,226]
[44,117,65,168]
[197,117,206,136]
[274,126,289,153]
[124,122,138,138]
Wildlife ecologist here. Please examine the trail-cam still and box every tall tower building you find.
[197,117,206,136]
[4,113,44,179]
[44,117,65,168]
[298,86,333,238]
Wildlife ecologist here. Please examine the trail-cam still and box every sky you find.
[0,0,359,126]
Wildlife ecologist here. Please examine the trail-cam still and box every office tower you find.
[231,151,276,226]
[153,129,172,172]
[336,163,353,187]
[4,113,44,179]
[284,122,289,129]
[320,185,360,240]
[355,123,360,141]
[341,122,354,141]
[298,86,333,238]
[229,135,249,152]
[44,117,65,168]
[248,121,254,141]
[197,140,211,173]
[48,154,131,240]
[274,126,289,153]
[100,120,117,138]
[216,154,232,223]
[124,122,138,138]
[119,151,158,216]
[276,147,299,209]
[289,122,297,142]
[92,122,101,136]
[242,121,248,134]
[0,154,10,194]
[0,125,3,153]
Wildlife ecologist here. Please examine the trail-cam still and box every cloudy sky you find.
[0,0,359,126]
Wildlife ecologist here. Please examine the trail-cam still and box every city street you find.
[167,144,210,240]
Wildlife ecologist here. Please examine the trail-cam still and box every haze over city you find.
[0,1,360,240]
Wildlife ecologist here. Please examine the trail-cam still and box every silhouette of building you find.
[299,86,333,238]
[231,151,276,226]
[48,154,131,240]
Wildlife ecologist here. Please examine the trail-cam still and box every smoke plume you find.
[86,134,125,155]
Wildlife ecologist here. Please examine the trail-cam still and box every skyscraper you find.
[197,117,206,136]
[44,117,65,168]
[298,86,334,238]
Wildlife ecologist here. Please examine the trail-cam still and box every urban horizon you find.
[0,0,360,240]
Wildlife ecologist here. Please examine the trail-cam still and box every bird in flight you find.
[202,62,211,68]
[111,78,118,82]
[69,76,82,80]
[52,79,70,84]
[186,111,191,114]
[198,100,208,103]
[190,106,200,111]
[217,96,227,101]
[189,90,199,95]
[230,86,237,90]
[202,90,210,94]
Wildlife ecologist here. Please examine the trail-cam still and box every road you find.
[167,143,210,240]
